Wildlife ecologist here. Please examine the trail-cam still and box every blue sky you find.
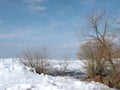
[0,0,120,59]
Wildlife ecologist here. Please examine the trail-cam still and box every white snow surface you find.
[0,59,114,90]
[48,59,85,72]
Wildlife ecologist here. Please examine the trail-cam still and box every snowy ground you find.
[0,59,114,90]
[48,59,85,71]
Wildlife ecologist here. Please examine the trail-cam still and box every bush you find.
[19,48,50,74]
[77,40,106,78]
[59,57,69,75]
[78,40,120,89]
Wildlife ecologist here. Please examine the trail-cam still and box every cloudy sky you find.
[0,0,120,59]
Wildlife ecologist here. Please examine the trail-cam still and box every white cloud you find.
[56,6,70,16]
[0,30,32,39]
[56,11,64,15]
[24,0,43,3]
[23,0,47,11]
[0,43,44,49]
[0,43,22,48]
[0,19,4,24]
[60,42,80,48]
[28,5,47,11]
[0,28,55,41]
[81,0,95,5]
[50,22,59,29]
[0,27,38,39]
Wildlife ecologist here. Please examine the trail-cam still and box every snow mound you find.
[0,59,113,90]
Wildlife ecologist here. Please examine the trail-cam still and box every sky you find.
[0,0,120,59]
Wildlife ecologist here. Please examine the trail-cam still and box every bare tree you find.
[59,56,70,75]
[77,10,120,88]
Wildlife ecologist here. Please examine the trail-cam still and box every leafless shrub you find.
[77,40,107,78]
[19,48,50,74]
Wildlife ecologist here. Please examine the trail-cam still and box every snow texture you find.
[0,59,114,90]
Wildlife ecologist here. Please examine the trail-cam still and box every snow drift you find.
[0,59,114,90]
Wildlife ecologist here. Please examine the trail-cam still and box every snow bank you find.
[48,60,85,72]
[0,59,113,90]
